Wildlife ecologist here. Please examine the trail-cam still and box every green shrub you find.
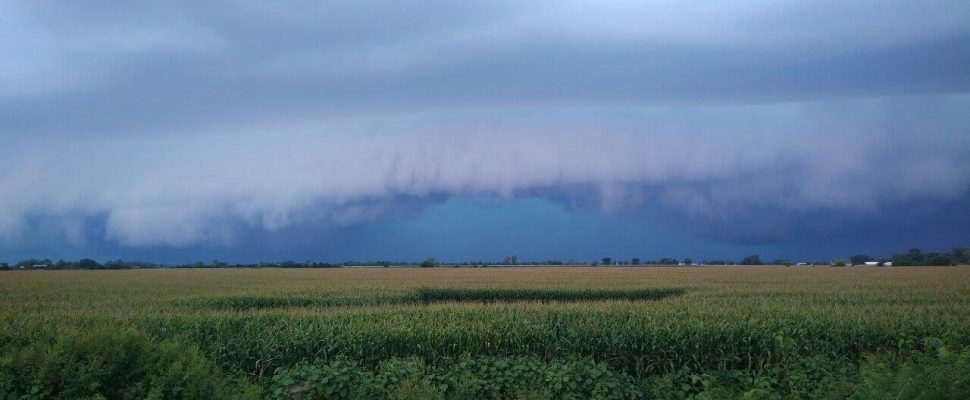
[267,356,643,400]
[642,354,857,400]
[267,360,381,399]
[852,339,970,399]
[0,329,257,400]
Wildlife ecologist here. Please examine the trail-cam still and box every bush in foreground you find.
[852,338,970,399]
[0,329,258,400]
[268,356,641,400]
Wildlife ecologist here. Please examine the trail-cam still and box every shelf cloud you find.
[3,96,969,248]
[2,1,969,257]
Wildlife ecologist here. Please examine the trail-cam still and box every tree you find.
[631,258,640,265]
[923,255,952,266]
[601,257,612,266]
[419,258,435,268]
[850,255,873,265]
[0,262,9,270]
[104,260,128,269]
[772,259,794,266]
[683,258,693,265]
[947,248,970,265]
[892,248,925,266]
[740,255,762,265]
[77,258,101,269]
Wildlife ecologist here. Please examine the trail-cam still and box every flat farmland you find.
[2,267,969,399]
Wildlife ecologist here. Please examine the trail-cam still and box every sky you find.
[2,1,970,264]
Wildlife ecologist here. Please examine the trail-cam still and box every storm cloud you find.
[2,1,969,258]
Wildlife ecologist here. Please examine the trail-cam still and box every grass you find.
[2,266,969,398]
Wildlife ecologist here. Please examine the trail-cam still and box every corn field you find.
[2,266,969,399]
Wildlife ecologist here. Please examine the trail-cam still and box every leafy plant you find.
[853,339,970,399]
[0,329,258,400]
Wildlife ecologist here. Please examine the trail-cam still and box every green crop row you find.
[166,310,963,378]
[413,287,686,304]
[186,288,685,311]
[5,303,964,380]
[5,327,967,399]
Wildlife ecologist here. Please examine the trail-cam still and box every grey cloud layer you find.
[2,1,970,249]
[4,1,970,136]
[2,96,968,247]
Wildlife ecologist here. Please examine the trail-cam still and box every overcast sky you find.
[2,1,970,263]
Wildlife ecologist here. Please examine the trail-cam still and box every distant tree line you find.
[841,248,970,267]
[0,259,344,270]
[1,258,160,270]
[2,246,968,271]
[889,248,970,266]
[592,247,970,267]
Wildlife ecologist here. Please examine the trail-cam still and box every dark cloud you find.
[1,1,969,259]
[4,1,970,136]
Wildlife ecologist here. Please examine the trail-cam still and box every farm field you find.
[2,266,970,399]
